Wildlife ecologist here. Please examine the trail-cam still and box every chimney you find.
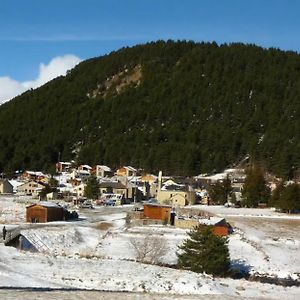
[158,171,162,191]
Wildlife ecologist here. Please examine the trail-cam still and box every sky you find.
[0,0,300,103]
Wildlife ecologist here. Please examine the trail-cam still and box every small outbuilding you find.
[175,216,232,236]
[143,203,172,221]
[199,217,232,236]
[0,179,14,194]
[26,202,66,223]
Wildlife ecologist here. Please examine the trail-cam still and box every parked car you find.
[79,200,94,209]
[102,193,123,206]
[105,199,116,206]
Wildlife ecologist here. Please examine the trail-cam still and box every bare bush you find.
[74,229,84,243]
[94,222,113,231]
[79,247,95,259]
[129,234,169,264]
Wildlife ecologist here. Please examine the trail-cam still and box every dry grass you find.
[78,247,95,259]
[94,222,113,231]
[78,247,106,260]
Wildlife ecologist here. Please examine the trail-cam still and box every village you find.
[0,162,300,298]
[0,162,241,239]
[0,161,256,229]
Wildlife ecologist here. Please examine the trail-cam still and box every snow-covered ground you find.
[191,205,300,219]
[0,241,299,299]
[189,205,300,280]
[0,196,300,298]
[0,196,30,223]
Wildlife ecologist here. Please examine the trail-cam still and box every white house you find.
[95,165,112,178]
[16,181,45,197]
[73,183,86,198]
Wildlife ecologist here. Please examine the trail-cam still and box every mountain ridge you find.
[0,40,299,178]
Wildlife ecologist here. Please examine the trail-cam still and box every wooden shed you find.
[175,216,232,236]
[143,203,172,221]
[26,202,66,223]
[199,217,232,237]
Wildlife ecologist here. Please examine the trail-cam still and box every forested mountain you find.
[0,40,299,178]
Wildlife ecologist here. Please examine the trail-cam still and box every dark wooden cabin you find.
[26,202,66,223]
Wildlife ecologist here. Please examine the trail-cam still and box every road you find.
[0,289,243,300]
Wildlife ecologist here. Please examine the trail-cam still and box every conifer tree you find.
[177,225,230,276]
[279,183,300,213]
[242,166,270,207]
[209,175,232,205]
[269,181,284,208]
[84,175,100,200]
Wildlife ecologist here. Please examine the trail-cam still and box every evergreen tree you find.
[48,177,58,190]
[177,225,230,276]
[0,41,300,178]
[84,175,100,200]
[209,175,232,205]
[40,177,58,199]
[230,192,237,205]
[242,166,270,207]
[269,181,284,208]
[40,184,53,199]
[278,183,300,213]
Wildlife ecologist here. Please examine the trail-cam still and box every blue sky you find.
[0,0,299,101]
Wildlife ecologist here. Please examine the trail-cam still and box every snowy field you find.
[0,196,300,299]
[192,205,300,219]
[189,205,300,279]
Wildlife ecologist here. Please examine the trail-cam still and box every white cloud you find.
[0,77,27,103]
[0,54,81,104]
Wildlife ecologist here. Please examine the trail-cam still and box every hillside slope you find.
[0,40,299,178]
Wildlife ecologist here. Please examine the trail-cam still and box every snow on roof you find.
[78,170,90,175]
[198,217,225,226]
[97,165,111,172]
[161,179,185,191]
[195,172,227,181]
[54,173,72,182]
[58,161,72,165]
[224,168,238,173]
[81,165,92,169]
[8,180,24,188]
[124,166,137,172]
[26,171,45,176]
[196,190,208,197]
[162,179,184,187]
[29,201,62,208]
[128,176,141,183]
